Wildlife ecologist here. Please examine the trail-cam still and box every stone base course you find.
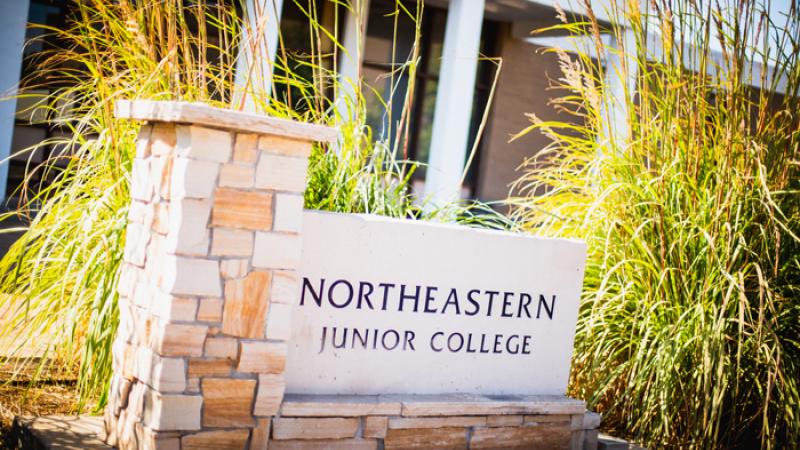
[264,394,600,450]
[11,414,628,450]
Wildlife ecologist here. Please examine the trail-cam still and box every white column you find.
[599,29,637,150]
[234,0,284,112]
[336,0,370,122]
[423,0,485,207]
[0,0,29,204]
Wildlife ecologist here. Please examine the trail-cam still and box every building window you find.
[7,0,72,200]
[362,0,499,195]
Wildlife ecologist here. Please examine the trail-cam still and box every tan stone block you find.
[115,299,137,345]
[117,264,140,299]
[219,163,255,189]
[107,373,124,413]
[175,125,232,163]
[252,232,301,270]
[135,124,153,159]
[143,391,202,431]
[103,407,119,446]
[469,423,571,449]
[196,297,223,322]
[399,395,585,417]
[570,429,584,450]
[222,271,271,338]
[583,429,599,450]
[364,416,388,438]
[233,133,258,164]
[388,416,486,429]
[268,439,377,450]
[523,414,571,425]
[571,413,584,430]
[211,228,254,257]
[201,378,256,427]
[238,341,286,373]
[131,157,153,202]
[182,429,249,450]
[139,156,161,202]
[253,373,285,416]
[145,233,167,273]
[160,256,221,297]
[251,418,271,450]
[133,281,162,311]
[280,394,401,417]
[149,156,173,201]
[265,302,292,341]
[271,271,298,304]
[485,415,523,427]
[582,411,601,430]
[187,358,233,377]
[127,200,149,225]
[132,281,155,309]
[257,135,312,157]
[170,157,220,199]
[139,427,181,450]
[150,294,198,323]
[273,193,304,232]
[211,188,273,230]
[117,410,137,450]
[255,153,309,192]
[135,346,186,392]
[384,427,467,450]
[272,418,359,440]
[124,222,150,267]
[150,123,177,156]
[164,198,211,256]
[132,307,154,349]
[220,258,249,279]
[186,377,200,393]
[156,323,208,357]
[113,338,136,380]
[152,202,169,235]
[204,336,239,359]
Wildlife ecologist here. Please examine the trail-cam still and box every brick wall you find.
[477,28,584,203]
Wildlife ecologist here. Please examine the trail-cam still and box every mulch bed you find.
[0,361,91,449]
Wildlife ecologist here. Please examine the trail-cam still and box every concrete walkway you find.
[8,416,109,450]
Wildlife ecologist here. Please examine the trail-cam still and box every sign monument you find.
[288,212,586,396]
[106,101,599,450]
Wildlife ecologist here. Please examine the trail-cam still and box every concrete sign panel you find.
[285,211,587,396]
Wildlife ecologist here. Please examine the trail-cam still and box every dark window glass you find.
[362,0,499,195]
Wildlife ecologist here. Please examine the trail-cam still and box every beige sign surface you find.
[285,211,587,395]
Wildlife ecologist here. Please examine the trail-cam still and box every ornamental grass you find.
[509,0,800,448]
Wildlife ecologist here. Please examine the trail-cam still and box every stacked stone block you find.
[265,394,600,450]
[105,101,332,450]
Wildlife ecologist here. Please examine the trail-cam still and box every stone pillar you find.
[105,100,336,450]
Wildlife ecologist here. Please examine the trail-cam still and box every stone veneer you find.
[104,100,336,450]
[105,100,600,450]
[268,394,600,450]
